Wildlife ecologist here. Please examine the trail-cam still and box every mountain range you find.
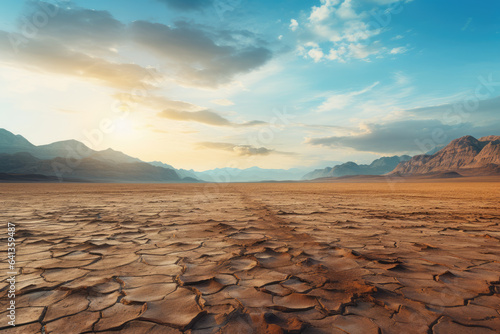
[302,155,411,180]
[0,129,189,183]
[390,135,500,176]
[0,129,319,182]
[0,129,498,182]
[193,167,308,182]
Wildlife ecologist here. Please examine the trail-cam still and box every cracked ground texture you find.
[0,181,499,333]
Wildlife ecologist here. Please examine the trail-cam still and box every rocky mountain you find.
[303,155,412,180]
[390,135,500,176]
[0,129,196,182]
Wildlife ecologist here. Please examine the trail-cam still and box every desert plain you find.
[0,180,500,333]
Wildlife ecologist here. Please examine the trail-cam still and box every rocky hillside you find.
[390,135,500,175]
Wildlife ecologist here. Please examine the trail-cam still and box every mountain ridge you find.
[0,129,194,183]
[303,155,411,180]
[390,135,500,176]
[194,166,308,182]
[1,129,499,182]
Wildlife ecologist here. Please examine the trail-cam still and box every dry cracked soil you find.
[0,181,499,333]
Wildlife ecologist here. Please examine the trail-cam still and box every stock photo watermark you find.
[9,1,60,53]
[5,222,17,327]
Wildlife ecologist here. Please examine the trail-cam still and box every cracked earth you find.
[0,182,499,333]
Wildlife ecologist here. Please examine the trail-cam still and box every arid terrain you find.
[1,181,500,333]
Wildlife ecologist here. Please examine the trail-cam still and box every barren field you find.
[1,181,500,333]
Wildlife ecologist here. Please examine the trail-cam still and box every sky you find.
[0,0,499,171]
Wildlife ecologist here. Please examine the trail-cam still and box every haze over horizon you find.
[1,0,500,170]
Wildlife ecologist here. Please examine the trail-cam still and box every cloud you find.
[158,108,266,127]
[233,145,272,156]
[306,119,500,153]
[114,93,202,112]
[197,142,273,156]
[390,46,407,54]
[156,0,214,11]
[159,109,232,126]
[114,93,264,127]
[2,3,273,91]
[407,95,500,121]
[309,0,339,22]
[293,0,409,62]
[337,0,359,20]
[129,20,272,88]
[289,19,299,31]
[368,0,410,4]
[22,2,125,53]
[0,4,158,89]
[308,47,324,62]
[0,31,160,90]
[317,82,379,112]
[211,99,235,106]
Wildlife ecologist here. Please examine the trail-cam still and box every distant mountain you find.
[0,130,144,164]
[148,161,199,180]
[0,129,197,183]
[0,128,36,154]
[0,129,310,183]
[0,151,186,183]
[194,166,307,182]
[303,155,411,180]
[390,135,500,176]
[35,140,95,160]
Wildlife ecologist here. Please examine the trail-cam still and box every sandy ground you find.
[0,181,499,333]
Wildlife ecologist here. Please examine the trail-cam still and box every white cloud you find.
[393,71,410,85]
[390,46,407,54]
[323,42,382,62]
[349,43,375,59]
[337,0,359,19]
[309,0,340,22]
[317,82,379,112]
[325,48,343,61]
[289,19,299,31]
[198,142,274,156]
[308,48,324,62]
[294,0,409,63]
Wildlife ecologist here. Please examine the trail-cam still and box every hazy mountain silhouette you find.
[303,155,411,180]
[148,161,199,180]
[194,166,308,182]
[0,129,194,182]
[2,129,498,182]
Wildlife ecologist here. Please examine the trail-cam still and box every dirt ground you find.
[0,181,499,333]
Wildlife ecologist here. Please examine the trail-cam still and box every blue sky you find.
[0,0,499,170]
